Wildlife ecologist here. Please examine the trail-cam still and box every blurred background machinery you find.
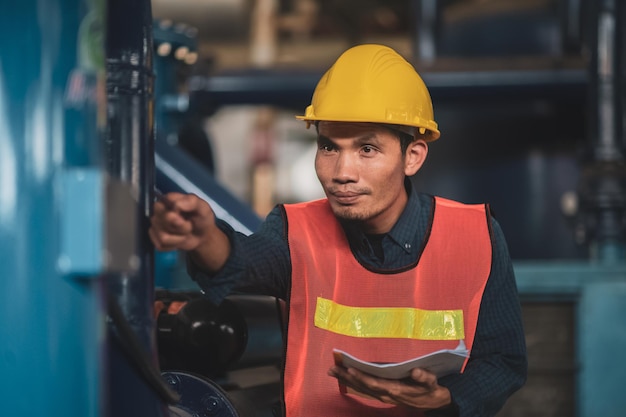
[1,0,625,416]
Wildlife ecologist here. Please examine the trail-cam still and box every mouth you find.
[329,191,364,205]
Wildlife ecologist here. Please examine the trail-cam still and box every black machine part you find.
[156,292,285,378]
[163,371,280,417]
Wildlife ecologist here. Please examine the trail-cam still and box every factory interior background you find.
[1,0,625,416]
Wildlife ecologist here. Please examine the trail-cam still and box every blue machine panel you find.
[58,168,104,276]
[0,1,106,416]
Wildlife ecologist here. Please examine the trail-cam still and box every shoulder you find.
[261,200,331,240]
[281,198,331,218]
[253,205,289,241]
[487,214,509,252]
[429,194,494,223]
[282,198,328,211]
[434,195,488,212]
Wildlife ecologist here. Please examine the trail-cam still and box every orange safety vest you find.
[282,196,492,417]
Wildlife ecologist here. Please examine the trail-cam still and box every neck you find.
[361,191,408,234]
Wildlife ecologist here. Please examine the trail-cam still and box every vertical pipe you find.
[577,0,626,262]
[412,0,439,65]
[0,0,106,416]
[589,0,621,162]
[250,0,278,69]
[105,0,167,415]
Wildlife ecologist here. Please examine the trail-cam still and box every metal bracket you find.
[58,168,138,276]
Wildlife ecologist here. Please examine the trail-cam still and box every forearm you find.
[434,350,526,417]
[188,211,292,304]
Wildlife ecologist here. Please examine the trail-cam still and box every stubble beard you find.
[330,203,381,224]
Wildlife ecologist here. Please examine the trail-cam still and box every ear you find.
[404,139,428,176]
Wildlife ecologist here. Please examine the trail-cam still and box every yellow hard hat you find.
[296,44,440,141]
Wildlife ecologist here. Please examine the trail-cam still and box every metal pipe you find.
[412,0,439,65]
[577,0,626,262]
[105,0,168,415]
[590,0,621,161]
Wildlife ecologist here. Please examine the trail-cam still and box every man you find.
[150,44,527,416]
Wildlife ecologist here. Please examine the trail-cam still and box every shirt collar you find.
[386,178,421,253]
[340,178,422,254]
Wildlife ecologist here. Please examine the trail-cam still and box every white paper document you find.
[333,341,469,380]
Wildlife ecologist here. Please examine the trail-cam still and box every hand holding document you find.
[333,341,469,380]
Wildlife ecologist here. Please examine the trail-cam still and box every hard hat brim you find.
[295,115,441,142]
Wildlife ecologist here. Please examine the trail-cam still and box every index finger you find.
[160,192,202,215]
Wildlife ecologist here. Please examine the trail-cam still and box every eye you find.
[361,145,377,154]
[318,139,337,152]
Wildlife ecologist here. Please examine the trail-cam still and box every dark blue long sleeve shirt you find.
[190,184,527,417]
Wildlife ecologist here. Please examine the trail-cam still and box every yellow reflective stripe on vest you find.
[314,297,465,340]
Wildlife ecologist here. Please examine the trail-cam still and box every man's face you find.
[315,121,425,234]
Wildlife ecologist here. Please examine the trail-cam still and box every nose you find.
[333,152,358,183]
